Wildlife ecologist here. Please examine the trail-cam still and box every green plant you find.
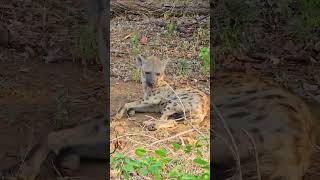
[111,148,170,180]
[198,47,210,76]
[165,22,175,34]
[131,68,141,83]
[213,0,257,59]
[289,0,320,41]
[70,24,98,65]
[111,137,210,180]
[195,27,209,41]
[149,37,158,49]
[177,59,190,77]
[131,32,140,56]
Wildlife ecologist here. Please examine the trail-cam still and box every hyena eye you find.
[145,72,151,74]
[156,73,160,76]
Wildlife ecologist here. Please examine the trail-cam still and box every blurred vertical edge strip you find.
[209,0,214,178]
[93,0,111,179]
[104,0,110,179]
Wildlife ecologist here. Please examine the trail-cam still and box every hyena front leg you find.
[115,98,160,120]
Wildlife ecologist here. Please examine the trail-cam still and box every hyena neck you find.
[142,79,168,98]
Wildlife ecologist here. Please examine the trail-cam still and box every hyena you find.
[115,55,209,130]
[212,71,318,180]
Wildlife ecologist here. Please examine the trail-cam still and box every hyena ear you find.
[136,54,146,68]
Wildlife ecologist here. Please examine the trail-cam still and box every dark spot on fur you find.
[262,94,286,99]
[250,114,267,122]
[227,111,250,119]
[245,89,257,94]
[224,80,233,84]
[229,91,240,95]
[249,128,265,143]
[278,103,298,113]
[288,114,302,130]
[250,128,259,133]
[224,100,251,108]
[275,128,282,132]
[245,96,257,102]
[231,96,240,100]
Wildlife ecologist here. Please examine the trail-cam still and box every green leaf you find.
[160,157,172,164]
[195,140,203,148]
[128,159,141,168]
[155,173,161,180]
[138,168,149,176]
[115,153,125,159]
[123,171,130,180]
[201,171,210,180]
[152,161,163,168]
[184,144,192,153]
[193,158,208,166]
[179,173,198,180]
[167,169,178,178]
[195,149,203,157]
[135,148,147,157]
[155,148,167,157]
[172,143,181,151]
[149,165,160,175]
[202,165,210,171]
[123,164,134,173]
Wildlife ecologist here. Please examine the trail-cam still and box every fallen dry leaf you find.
[140,35,148,45]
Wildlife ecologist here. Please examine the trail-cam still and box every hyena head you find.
[136,54,166,91]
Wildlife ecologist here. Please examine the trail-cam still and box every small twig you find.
[51,159,63,178]
[164,82,206,137]
[164,81,187,121]
[144,115,158,121]
[212,103,243,180]
[242,129,262,180]
[150,128,195,146]
[183,15,209,28]
[126,137,147,146]
[110,133,158,142]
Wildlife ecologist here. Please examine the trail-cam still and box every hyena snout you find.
[146,74,157,87]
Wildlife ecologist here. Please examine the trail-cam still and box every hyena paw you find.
[142,120,157,131]
[114,107,126,120]
[143,120,176,131]
[127,109,135,117]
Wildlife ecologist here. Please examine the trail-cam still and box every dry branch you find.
[111,0,209,18]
